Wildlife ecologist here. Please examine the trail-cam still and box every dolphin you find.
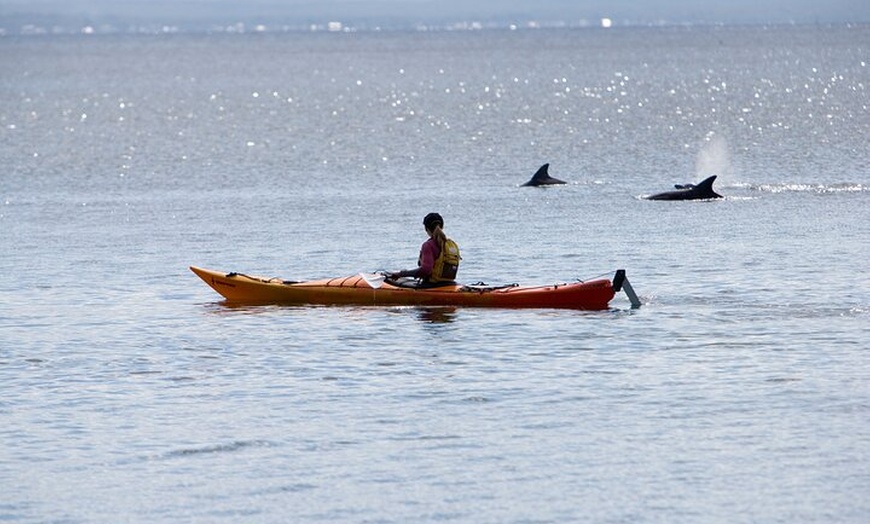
[521,163,567,187]
[646,175,723,200]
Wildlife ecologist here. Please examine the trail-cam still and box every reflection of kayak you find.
[190,266,640,310]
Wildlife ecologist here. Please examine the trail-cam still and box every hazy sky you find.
[2,0,869,30]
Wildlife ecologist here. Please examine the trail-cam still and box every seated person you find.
[387,212,460,287]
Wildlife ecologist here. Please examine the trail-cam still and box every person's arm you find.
[417,240,436,278]
[389,241,436,279]
[389,268,417,279]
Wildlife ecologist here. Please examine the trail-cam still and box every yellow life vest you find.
[431,238,461,282]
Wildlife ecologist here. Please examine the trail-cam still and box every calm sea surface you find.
[1,25,868,522]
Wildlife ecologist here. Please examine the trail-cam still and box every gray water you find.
[1,25,868,522]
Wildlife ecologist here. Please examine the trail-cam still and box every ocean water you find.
[1,25,868,522]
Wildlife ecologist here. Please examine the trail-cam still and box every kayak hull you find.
[190,266,617,310]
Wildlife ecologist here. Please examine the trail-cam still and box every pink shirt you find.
[415,237,441,279]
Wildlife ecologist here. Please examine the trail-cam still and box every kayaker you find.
[387,212,460,286]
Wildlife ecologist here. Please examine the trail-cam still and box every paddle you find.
[359,272,387,289]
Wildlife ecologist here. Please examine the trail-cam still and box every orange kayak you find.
[190,266,639,310]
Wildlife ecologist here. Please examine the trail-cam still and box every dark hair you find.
[423,212,447,246]
[423,212,443,231]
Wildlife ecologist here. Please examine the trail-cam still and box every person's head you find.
[423,212,443,234]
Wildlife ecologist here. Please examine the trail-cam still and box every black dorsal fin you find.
[532,163,550,180]
[696,175,717,190]
[522,163,566,186]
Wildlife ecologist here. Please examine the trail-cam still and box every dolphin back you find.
[647,175,722,200]
[522,163,567,186]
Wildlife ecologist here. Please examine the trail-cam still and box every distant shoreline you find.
[2,19,867,38]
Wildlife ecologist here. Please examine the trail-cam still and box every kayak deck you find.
[190,266,629,310]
